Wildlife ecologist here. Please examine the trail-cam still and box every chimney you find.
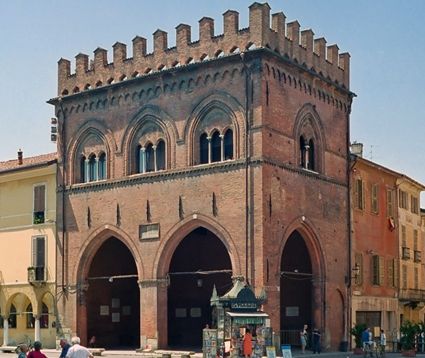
[350,142,363,157]
[18,149,23,165]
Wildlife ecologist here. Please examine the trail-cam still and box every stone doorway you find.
[86,237,139,349]
[280,231,313,344]
[167,227,232,348]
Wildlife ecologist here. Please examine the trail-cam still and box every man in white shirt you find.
[66,336,94,358]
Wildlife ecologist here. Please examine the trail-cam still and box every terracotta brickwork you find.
[50,2,353,350]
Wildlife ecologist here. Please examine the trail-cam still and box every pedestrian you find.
[243,328,253,358]
[17,344,29,358]
[312,328,321,354]
[27,341,47,358]
[66,337,94,358]
[59,339,71,358]
[380,329,386,354]
[300,324,308,354]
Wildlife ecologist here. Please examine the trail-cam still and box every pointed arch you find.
[293,103,326,173]
[184,91,245,166]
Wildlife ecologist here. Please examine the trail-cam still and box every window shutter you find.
[393,259,399,288]
[34,185,45,212]
[379,256,385,285]
[372,255,379,285]
[387,259,394,287]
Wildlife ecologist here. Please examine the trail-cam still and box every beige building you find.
[397,176,425,323]
[0,151,57,348]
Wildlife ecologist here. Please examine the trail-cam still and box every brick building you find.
[350,152,400,341]
[49,2,354,350]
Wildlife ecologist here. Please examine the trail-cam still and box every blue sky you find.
[0,1,424,202]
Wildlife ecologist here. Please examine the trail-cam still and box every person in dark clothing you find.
[59,339,71,358]
[312,328,321,354]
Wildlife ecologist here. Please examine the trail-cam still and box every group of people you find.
[362,327,387,352]
[17,337,94,358]
[300,324,322,354]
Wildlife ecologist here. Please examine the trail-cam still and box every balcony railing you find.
[399,288,425,301]
[414,250,422,263]
[402,247,411,260]
[28,266,46,283]
[33,211,45,224]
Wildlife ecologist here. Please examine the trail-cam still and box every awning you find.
[226,311,269,324]
[226,312,269,317]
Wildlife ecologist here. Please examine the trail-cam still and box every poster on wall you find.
[100,305,109,316]
[112,312,120,323]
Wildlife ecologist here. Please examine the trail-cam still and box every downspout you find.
[240,53,251,285]
[58,98,66,298]
[346,95,355,350]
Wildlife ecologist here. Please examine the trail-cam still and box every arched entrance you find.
[86,237,139,349]
[280,231,313,344]
[167,227,232,348]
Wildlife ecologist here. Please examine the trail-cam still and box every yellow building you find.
[397,176,425,323]
[0,151,57,348]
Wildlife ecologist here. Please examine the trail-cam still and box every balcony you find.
[28,266,46,286]
[402,247,411,260]
[33,211,45,224]
[414,250,422,263]
[399,288,425,302]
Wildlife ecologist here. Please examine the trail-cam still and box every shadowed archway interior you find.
[167,227,232,348]
[86,237,139,349]
[280,231,313,344]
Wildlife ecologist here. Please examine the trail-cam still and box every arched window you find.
[40,303,49,329]
[98,152,106,180]
[26,303,35,328]
[88,154,97,181]
[308,139,315,171]
[211,131,221,163]
[136,144,143,174]
[9,304,17,328]
[223,129,233,160]
[80,156,86,183]
[145,144,154,172]
[200,133,209,164]
[156,140,165,170]
[300,136,306,168]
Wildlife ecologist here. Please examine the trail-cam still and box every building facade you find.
[50,2,354,350]
[397,177,425,323]
[0,152,57,348]
[350,154,400,342]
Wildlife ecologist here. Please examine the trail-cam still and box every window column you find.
[207,136,212,164]
[152,145,157,172]
[2,316,9,346]
[140,147,146,173]
[34,315,41,342]
[94,157,99,181]
[85,158,90,182]
[219,134,224,161]
[304,144,310,169]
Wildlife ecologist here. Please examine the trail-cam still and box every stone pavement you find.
[1,349,424,358]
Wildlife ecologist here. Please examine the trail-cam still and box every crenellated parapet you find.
[57,2,350,96]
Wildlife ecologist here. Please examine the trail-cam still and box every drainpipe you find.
[240,52,251,285]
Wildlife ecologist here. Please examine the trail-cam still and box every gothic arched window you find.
[98,152,106,179]
[156,140,165,170]
[200,133,209,164]
[80,156,86,183]
[211,131,221,163]
[26,303,35,328]
[308,139,315,171]
[9,304,17,328]
[300,136,307,169]
[224,129,234,160]
[88,154,97,182]
[145,144,155,172]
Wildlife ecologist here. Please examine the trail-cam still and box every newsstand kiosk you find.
[208,277,271,358]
